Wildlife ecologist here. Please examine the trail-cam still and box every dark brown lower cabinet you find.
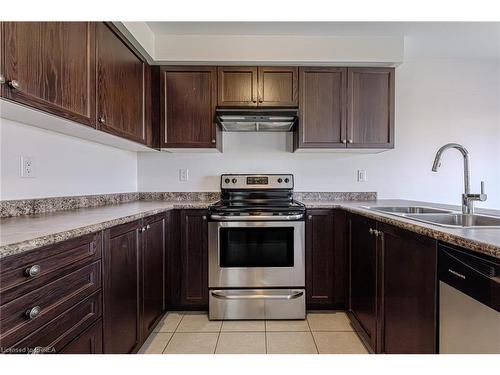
[306,209,335,308]
[348,214,379,352]
[141,214,166,338]
[60,319,103,354]
[167,210,208,310]
[380,223,437,354]
[102,220,142,354]
[347,213,438,354]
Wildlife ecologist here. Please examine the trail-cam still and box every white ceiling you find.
[145,22,500,60]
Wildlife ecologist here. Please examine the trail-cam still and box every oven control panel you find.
[221,174,294,189]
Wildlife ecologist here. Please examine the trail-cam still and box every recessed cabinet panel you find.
[258,66,298,107]
[2,22,96,126]
[161,66,218,148]
[347,68,394,148]
[96,23,147,144]
[297,67,346,148]
[218,66,258,106]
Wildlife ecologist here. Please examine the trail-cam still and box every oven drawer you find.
[209,289,306,320]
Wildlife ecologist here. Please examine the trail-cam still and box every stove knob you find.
[284,178,290,183]
[224,178,230,184]
[277,178,283,183]
[232,178,237,184]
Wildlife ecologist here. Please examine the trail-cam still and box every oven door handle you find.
[210,290,304,300]
[210,214,304,221]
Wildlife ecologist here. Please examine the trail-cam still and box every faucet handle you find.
[481,181,485,195]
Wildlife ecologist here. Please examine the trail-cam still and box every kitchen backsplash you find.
[0,191,377,218]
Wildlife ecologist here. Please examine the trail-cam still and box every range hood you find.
[216,108,298,132]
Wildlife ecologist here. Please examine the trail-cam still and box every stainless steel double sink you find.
[364,206,500,229]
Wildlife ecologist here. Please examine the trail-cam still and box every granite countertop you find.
[1,198,500,261]
[0,200,213,259]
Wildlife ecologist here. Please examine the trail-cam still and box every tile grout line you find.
[213,318,223,354]
[306,316,320,354]
[162,311,185,353]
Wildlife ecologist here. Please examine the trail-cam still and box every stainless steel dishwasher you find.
[438,244,500,353]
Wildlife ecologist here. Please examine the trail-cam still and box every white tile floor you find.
[138,311,368,354]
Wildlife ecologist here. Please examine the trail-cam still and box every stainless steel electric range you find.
[208,174,306,320]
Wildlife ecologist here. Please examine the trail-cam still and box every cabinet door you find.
[296,67,347,149]
[349,214,379,351]
[347,68,394,148]
[160,66,218,148]
[2,22,96,126]
[179,210,208,309]
[142,215,166,337]
[379,223,437,354]
[217,66,258,107]
[257,66,298,107]
[96,23,147,144]
[60,319,103,354]
[306,209,335,308]
[103,220,141,354]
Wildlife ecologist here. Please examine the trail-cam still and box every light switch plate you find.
[20,155,35,178]
[179,168,189,182]
[357,169,367,182]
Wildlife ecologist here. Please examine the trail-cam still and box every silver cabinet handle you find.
[139,227,146,232]
[202,216,207,220]
[211,291,304,300]
[0,74,5,85]
[8,80,20,89]
[341,139,347,144]
[369,228,374,234]
[146,224,151,230]
[211,139,216,144]
[26,306,41,320]
[98,116,105,124]
[348,139,353,144]
[25,264,41,277]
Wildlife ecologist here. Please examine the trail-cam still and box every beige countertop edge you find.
[1,200,499,261]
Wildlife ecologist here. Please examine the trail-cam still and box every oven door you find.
[208,220,305,288]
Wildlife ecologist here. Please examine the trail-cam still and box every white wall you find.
[0,119,137,199]
[138,59,500,209]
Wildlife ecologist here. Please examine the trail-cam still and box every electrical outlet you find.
[20,156,35,178]
[179,168,189,182]
[357,169,367,182]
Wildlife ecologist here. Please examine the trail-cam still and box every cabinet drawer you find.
[7,291,102,354]
[0,233,102,304]
[60,318,103,354]
[0,261,101,348]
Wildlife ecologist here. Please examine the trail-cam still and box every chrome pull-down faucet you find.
[432,143,487,214]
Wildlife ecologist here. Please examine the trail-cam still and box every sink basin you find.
[367,206,453,215]
[404,213,500,228]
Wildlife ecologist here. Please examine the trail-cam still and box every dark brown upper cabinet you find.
[218,66,258,106]
[160,66,220,149]
[347,68,394,148]
[96,23,148,145]
[217,66,298,107]
[257,66,298,107]
[1,22,96,127]
[295,67,394,151]
[296,67,347,148]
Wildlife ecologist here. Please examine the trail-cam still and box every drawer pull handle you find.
[25,264,41,277]
[8,79,20,89]
[25,306,41,320]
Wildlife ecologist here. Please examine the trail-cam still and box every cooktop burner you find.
[209,174,305,220]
